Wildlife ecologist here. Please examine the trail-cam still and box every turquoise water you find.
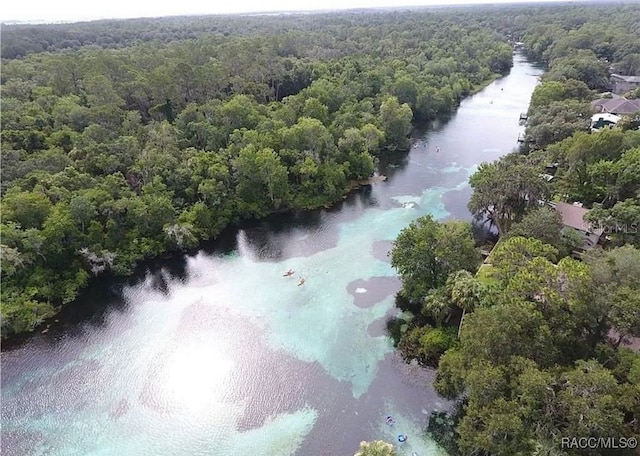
[1,53,543,456]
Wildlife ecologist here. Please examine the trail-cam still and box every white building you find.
[590,112,621,131]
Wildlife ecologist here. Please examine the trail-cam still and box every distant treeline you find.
[3,3,639,60]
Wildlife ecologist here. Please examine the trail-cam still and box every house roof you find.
[551,202,604,235]
[612,74,640,83]
[591,113,620,124]
[597,92,622,98]
[591,98,640,116]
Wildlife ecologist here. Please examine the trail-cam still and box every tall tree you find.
[378,96,413,151]
[468,154,550,236]
[233,145,289,215]
[391,216,480,302]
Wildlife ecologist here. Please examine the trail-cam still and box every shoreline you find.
[1,69,504,344]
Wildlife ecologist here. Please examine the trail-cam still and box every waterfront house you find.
[591,97,640,116]
[611,74,640,94]
[549,202,606,256]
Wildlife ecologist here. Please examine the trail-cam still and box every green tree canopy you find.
[468,154,550,236]
[378,96,413,151]
[353,440,397,456]
[391,216,481,302]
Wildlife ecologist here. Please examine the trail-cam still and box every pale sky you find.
[3,0,569,24]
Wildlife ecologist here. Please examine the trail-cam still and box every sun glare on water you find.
[164,342,234,411]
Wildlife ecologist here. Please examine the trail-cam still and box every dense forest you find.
[386,3,640,456]
[0,7,521,337]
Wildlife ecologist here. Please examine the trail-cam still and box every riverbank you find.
[1,65,506,343]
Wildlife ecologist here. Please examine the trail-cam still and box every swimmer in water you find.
[298,277,306,286]
[283,269,294,277]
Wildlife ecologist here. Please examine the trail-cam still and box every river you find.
[1,53,543,456]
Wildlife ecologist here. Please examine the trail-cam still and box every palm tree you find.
[446,270,485,338]
[422,287,452,327]
[354,440,397,456]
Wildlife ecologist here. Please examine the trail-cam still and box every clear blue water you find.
[1,53,543,456]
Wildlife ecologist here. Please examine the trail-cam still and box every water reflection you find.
[163,341,234,412]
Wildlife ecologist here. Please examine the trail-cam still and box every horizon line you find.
[1,0,603,26]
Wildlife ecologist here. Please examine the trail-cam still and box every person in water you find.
[298,278,306,286]
[283,269,294,277]
[386,416,395,425]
